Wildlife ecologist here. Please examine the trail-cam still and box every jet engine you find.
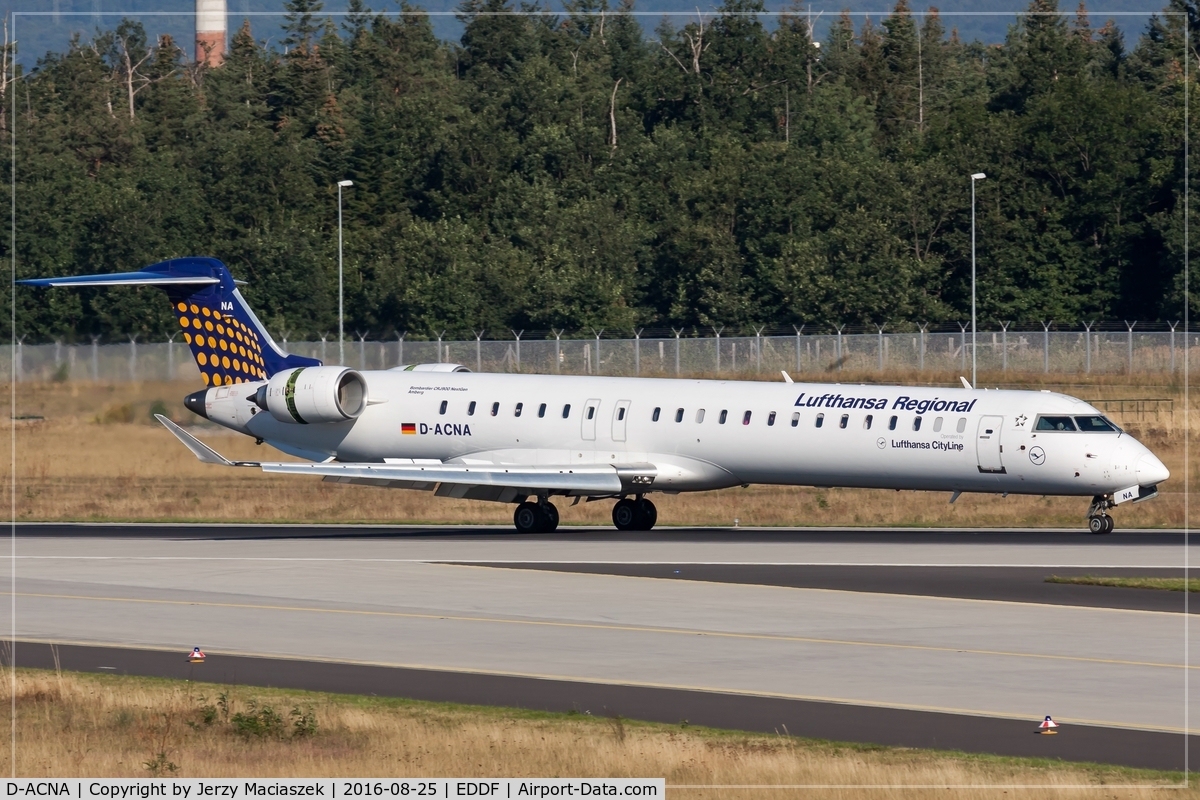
[254,366,368,424]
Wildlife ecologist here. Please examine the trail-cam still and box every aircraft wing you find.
[156,415,650,499]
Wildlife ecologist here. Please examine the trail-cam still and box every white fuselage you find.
[202,370,1169,499]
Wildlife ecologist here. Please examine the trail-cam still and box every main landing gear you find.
[514,499,559,533]
[1086,494,1116,535]
[511,495,659,533]
[612,496,657,531]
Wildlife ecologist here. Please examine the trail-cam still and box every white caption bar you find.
[4,780,665,799]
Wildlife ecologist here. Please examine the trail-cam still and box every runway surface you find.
[5,524,1197,770]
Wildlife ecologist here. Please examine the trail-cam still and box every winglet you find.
[155,414,247,466]
[781,371,794,384]
[959,376,972,390]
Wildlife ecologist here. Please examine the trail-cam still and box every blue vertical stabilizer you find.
[17,257,322,384]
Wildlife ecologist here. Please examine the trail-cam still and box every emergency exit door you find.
[612,400,631,442]
[582,399,600,441]
[976,415,1006,474]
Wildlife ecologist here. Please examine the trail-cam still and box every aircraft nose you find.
[1136,453,1170,486]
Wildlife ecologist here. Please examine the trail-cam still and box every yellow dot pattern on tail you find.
[171,298,267,386]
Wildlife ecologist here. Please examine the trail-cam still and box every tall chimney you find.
[195,0,226,66]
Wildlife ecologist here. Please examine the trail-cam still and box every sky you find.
[2,0,1169,69]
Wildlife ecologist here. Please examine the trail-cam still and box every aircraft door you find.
[977,415,1006,473]
[582,399,600,441]
[612,400,631,442]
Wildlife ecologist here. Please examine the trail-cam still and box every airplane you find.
[20,257,1170,535]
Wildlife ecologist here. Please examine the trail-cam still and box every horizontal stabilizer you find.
[17,271,220,288]
[156,414,245,466]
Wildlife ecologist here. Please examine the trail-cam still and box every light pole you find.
[337,179,354,365]
[970,172,986,388]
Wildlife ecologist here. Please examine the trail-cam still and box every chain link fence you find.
[6,326,1197,382]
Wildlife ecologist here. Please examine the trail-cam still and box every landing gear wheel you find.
[514,502,543,533]
[541,502,560,532]
[633,498,657,531]
[515,501,559,533]
[1087,515,1114,535]
[613,498,656,531]
[612,499,637,531]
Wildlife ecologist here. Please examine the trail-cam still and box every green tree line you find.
[5,0,1198,342]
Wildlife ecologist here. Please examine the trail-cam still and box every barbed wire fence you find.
[6,322,1194,382]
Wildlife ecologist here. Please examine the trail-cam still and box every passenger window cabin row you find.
[438,400,577,418]
[434,399,971,435]
[649,407,970,434]
[811,414,968,433]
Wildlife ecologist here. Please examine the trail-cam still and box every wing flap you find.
[263,461,624,493]
[322,475,439,491]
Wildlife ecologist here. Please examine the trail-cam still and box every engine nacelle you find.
[255,366,367,424]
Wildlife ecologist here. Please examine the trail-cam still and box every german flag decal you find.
[401,423,417,435]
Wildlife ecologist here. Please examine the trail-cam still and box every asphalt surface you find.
[4,524,1196,771]
[12,522,1199,545]
[461,563,1195,612]
[11,640,1195,772]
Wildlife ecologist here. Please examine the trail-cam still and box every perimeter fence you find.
[7,324,1197,383]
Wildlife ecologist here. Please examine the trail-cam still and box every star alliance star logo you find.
[1015,414,1028,427]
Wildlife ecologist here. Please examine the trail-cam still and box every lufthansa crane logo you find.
[1029,446,1046,466]
[877,437,886,449]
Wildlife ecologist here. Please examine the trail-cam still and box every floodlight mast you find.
[970,172,986,388]
[337,179,354,366]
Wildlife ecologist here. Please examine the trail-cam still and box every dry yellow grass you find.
[3,374,1197,527]
[0,669,1184,796]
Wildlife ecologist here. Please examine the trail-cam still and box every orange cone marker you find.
[1037,715,1059,734]
[187,647,207,663]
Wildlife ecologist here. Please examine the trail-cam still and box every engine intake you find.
[255,367,367,424]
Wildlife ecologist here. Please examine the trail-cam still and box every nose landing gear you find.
[612,496,657,531]
[1086,495,1115,534]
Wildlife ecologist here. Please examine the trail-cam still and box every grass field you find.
[0,668,1185,796]
[3,372,1195,527]
[1046,575,1200,591]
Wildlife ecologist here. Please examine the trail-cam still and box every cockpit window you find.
[1035,415,1077,431]
[1075,415,1120,433]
